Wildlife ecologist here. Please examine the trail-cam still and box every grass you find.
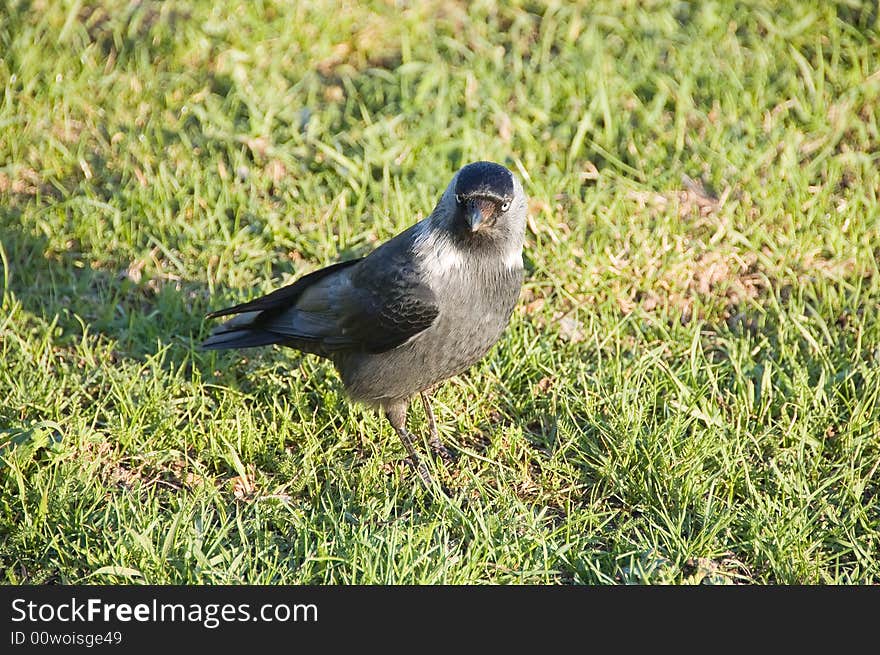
[1,0,878,584]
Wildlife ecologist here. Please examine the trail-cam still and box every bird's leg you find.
[420,391,454,463]
[384,401,434,488]
[395,427,434,488]
[420,391,439,442]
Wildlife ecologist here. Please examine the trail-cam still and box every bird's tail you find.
[201,311,285,350]
[201,328,282,350]
[201,259,362,352]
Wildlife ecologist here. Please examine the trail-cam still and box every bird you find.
[202,161,528,486]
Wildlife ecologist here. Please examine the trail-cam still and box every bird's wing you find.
[203,251,439,354]
[205,259,361,319]
[335,254,439,353]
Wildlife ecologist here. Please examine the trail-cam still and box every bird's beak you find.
[465,198,491,232]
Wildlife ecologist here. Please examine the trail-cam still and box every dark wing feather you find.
[336,264,439,353]
[203,236,439,355]
[260,250,438,353]
[205,259,361,319]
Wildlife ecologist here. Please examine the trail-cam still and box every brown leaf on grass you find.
[681,174,718,205]
[323,85,344,102]
[495,111,512,142]
[265,159,286,185]
[465,72,479,110]
[231,465,257,500]
[526,212,541,237]
[617,294,636,315]
[317,43,352,76]
[244,136,270,158]
[556,314,585,343]
[528,197,551,219]
[694,252,731,295]
[51,118,84,144]
[4,167,42,195]
[108,463,141,490]
[523,297,545,315]
[580,161,600,181]
[684,553,753,584]
[169,459,208,490]
[627,177,729,220]
[79,440,206,493]
[533,376,554,394]
[639,291,660,312]
[118,246,160,284]
[133,167,148,187]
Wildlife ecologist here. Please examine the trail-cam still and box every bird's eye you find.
[500,200,511,212]
[455,194,463,204]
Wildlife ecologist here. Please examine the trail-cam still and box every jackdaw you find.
[202,161,528,486]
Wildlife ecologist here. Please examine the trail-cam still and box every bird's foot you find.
[393,427,436,488]
[402,455,435,488]
[429,436,456,464]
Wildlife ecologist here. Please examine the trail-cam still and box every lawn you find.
[1,0,878,584]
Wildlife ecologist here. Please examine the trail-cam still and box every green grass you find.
[1,0,879,584]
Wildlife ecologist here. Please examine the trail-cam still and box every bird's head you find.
[449,162,525,242]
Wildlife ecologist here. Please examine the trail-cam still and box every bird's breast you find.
[410,263,522,368]
[336,263,522,403]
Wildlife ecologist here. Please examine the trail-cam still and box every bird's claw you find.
[429,438,456,464]
[402,456,435,488]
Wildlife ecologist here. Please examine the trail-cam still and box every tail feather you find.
[201,258,362,353]
[201,328,283,350]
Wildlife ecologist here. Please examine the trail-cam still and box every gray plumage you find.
[202,161,528,486]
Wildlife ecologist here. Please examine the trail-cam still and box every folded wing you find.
[201,255,439,355]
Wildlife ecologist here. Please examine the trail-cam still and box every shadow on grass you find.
[0,198,374,446]
[1,206,208,362]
